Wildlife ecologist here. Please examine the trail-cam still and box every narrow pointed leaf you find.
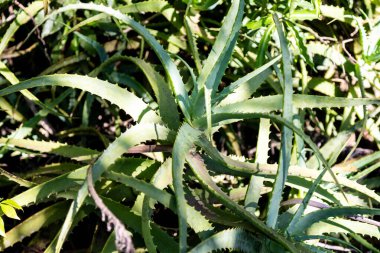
[0,204,19,220]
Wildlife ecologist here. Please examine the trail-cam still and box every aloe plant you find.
[0,0,379,252]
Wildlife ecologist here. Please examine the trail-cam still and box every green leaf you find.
[44,2,191,121]
[6,89,72,141]
[297,207,380,236]
[0,218,4,237]
[215,55,280,106]
[0,61,62,119]
[188,229,261,253]
[0,138,100,162]
[308,218,380,240]
[294,235,360,252]
[0,1,43,55]
[184,14,202,74]
[106,169,213,236]
[74,32,108,62]
[306,78,342,97]
[0,97,24,122]
[320,4,345,21]
[102,198,179,252]
[266,13,294,229]
[172,123,203,252]
[119,0,182,30]
[11,166,87,207]
[56,123,173,253]
[68,1,183,36]
[0,74,161,124]
[126,57,180,130]
[193,95,380,128]
[0,204,19,220]
[0,202,70,250]
[0,167,35,188]
[1,200,22,210]
[186,153,307,253]
[307,131,352,170]
[182,0,222,11]
[256,23,275,67]
[246,16,272,31]
[100,232,117,253]
[245,118,270,214]
[199,111,380,205]
[192,0,244,137]
[286,21,314,68]
[290,10,319,21]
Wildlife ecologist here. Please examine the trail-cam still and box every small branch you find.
[13,0,51,64]
[281,198,330,209]
[342,38,357,64]
[126,144,172,154]
[314,242,352,252]
[85,145,171,252]
[349,215,380,227]
[0,13,16,26]
[87,162,135,253]
[1,42,39,59]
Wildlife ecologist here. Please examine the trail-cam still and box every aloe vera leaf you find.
[100,232,117,253]
[102,198,179,252]
[266,13,294,229]
[0,138,99,162]
[67,0,182,36]
[0,97,24,122]
[188,228,261,253]
[106,169,213,243]
[192,0,244,137]
[244,118,270,214]
[0,5,65,116]
[350,233,380,253]
[39,53,87,76]
[141,159,173,252]
[55,124,173,252]
[43,206,92,253]
[208,154,380,204]
[198,111,379,205]
[308,218,380,240]
[186,153,309,253]
[141,196,157,253]
[126,57,180,130]
[23,163,82,178]
[294,206,380,234]
[171,123,202,252]
[0,167,34,188]
[0,61,61,117]
[42,3,191,121]
[11,166,87,207]
[215,55,280,106]
[119,0,182,30]
[0,74,161,124]
[184,14,202,74]
[193,94,380,127]
[307,131,352,170]
[294,235,359,252]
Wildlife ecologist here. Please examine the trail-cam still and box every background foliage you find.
[0,0,379,252]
